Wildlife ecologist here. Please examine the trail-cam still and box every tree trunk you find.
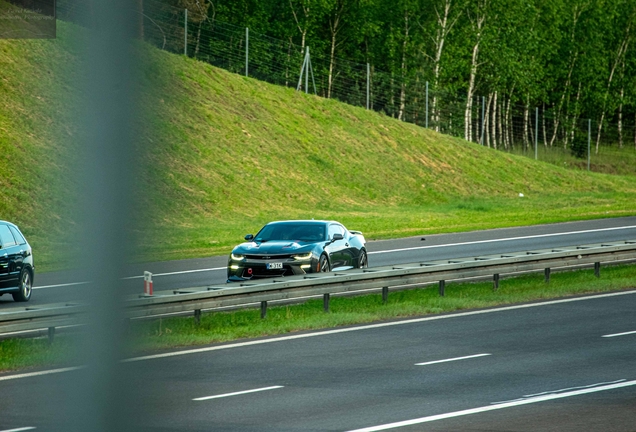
[464,2,486,141]
[491,91,497,149]
[430,0,457,133]
[596,26,631,153]
[505,93,512,149]
[523,99,529,151]
[542,103,548,147]
[568,82,582,147]
[618,87,624,148]
[327,0,347,100]
[485,93,493,147]
[289,0,309,55]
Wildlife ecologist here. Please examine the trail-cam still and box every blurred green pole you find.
[64,1,139,431]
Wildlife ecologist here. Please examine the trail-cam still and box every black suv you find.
[0,221,34,302]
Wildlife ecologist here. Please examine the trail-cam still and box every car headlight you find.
[231,253,245,261]
[292,252,312,260]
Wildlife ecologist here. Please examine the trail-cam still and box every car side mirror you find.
[244,234,254,241]
[332,233,344,241]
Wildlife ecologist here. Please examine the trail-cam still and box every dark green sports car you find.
[227,220,367,282]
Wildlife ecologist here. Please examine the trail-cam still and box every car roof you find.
[264,220,338,226]
[0,220,18,228]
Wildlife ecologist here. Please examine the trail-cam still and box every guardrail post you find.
[544,268,551,283]
[493,274,499,291]
[594,262,600,278]
[382,286,389,304]
[439,280,445,296]
[260,301,267,319]
[194,309,201,325]
[323,293,330,312]
[48,326,55,344]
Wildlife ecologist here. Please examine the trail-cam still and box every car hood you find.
[233,240,317,255]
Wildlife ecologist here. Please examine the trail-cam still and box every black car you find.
[227,220,367,282]
[0,220,34,302]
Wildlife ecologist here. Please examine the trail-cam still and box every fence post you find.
[481,96,485,145]
[535,107,538,160]
[366,63,370,110]
[245,27,249,77]
[296,49,308,91]
[305,46,309,94]
[588,119,591,171]
[425,81,429,128]
[184,9,188,56]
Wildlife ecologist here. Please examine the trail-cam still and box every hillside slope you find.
[1,21,635,269]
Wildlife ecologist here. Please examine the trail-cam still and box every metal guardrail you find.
[1,240,636,337]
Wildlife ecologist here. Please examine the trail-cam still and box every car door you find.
[8,225,27,280]
[0,224,18,289]
[326,224,349,269]
[336,224,357,267]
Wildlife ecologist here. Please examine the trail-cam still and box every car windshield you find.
[255,223,326,242]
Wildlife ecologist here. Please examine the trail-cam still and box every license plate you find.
[266,262,283,270]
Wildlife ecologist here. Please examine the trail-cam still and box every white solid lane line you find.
[0,366,84,382]
[602,330,636,338]
[33,281,89,290]
[0,427,36,432]
[193,385,284,401]
[346,379,636,432]
[368,225,636,255]
[415,353,491,366]
[491,379,627,404]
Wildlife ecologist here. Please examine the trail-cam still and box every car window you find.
[8,226,26,245]
[328,224,345,240]
[256,224,325,242]
[0,224,17,249]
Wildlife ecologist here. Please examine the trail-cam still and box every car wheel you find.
[12,269,32,302]
[358,250,368,269]
[319,254,330,272]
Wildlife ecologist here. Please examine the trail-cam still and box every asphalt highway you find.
[7,216,636,307]
[1,289,635,431]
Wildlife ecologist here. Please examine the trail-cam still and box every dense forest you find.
[57,0,636,152]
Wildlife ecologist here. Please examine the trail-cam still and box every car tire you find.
[319,254,330,272]
[12,269,32,302]
[358,250,368,269]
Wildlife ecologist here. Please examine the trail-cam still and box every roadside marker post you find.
[144,271,153,296]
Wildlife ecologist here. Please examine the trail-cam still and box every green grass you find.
[0,20,635,273]
[1,264,634,372]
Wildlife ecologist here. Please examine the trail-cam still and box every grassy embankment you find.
[0,20,635,271]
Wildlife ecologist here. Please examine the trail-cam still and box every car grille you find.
[245,254,294,260]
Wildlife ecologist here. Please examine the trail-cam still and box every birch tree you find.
[464,0,488,142]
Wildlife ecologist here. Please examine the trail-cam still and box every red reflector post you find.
[144,271,153,296]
